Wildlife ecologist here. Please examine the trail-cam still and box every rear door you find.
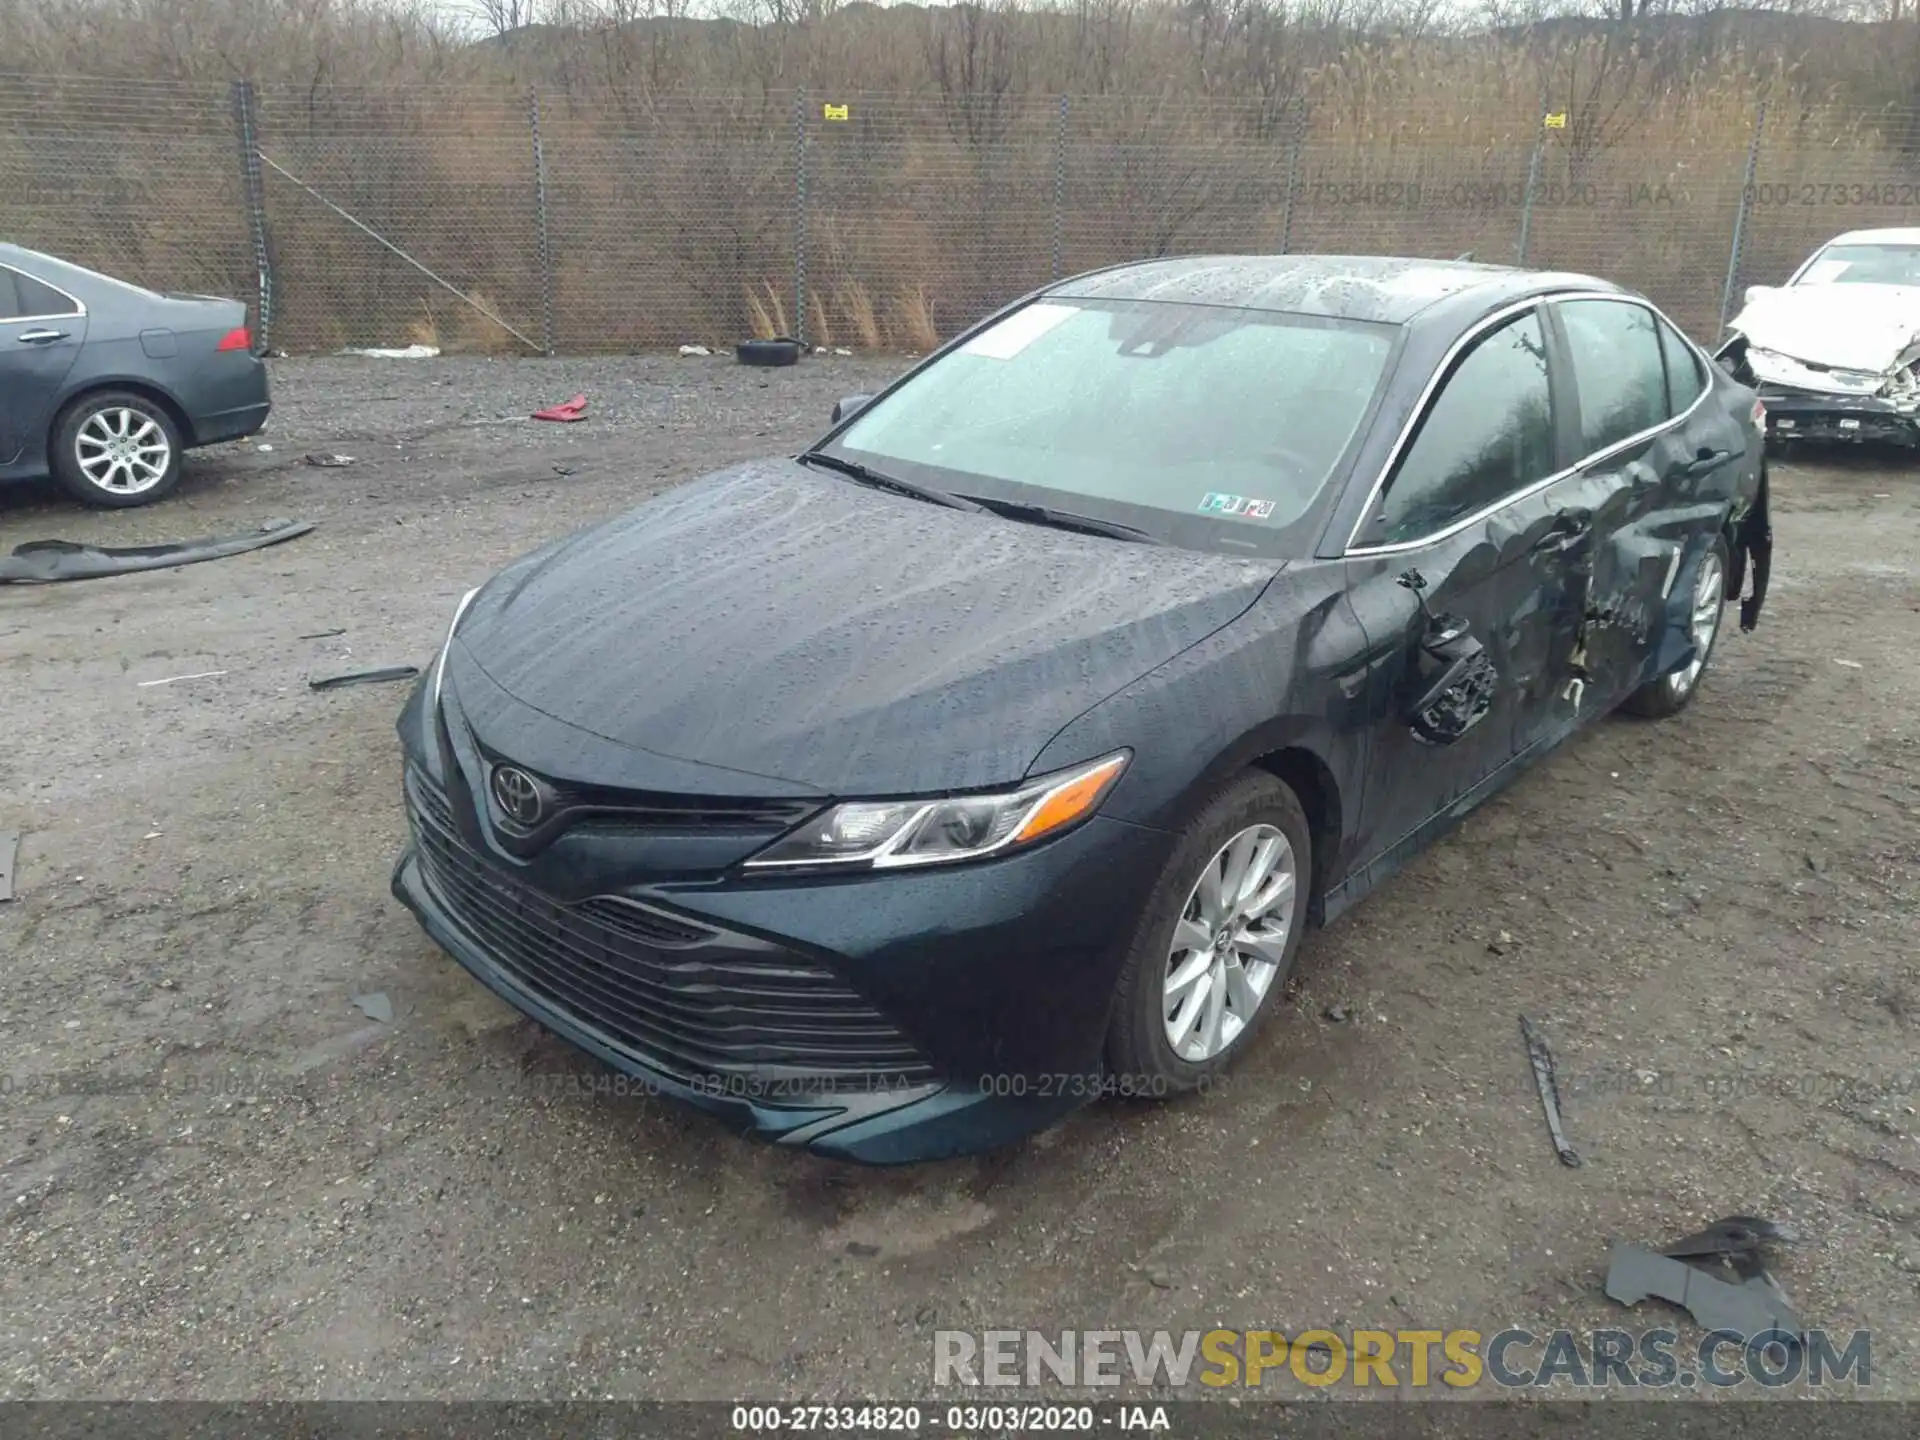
[0,264,87,466]
[1342,303,1585,861]
[1541,297,1737,714]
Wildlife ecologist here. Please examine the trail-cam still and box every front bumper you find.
[1761,388,1920,447]
[392,736,1174,1163]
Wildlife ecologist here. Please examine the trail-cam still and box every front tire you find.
[1105,771,1312,1094]
[50,391,183,508]
[1621,536,1729,719]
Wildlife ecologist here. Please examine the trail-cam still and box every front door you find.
[1342,304,1588,866]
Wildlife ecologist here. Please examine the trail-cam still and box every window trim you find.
[1343,289,1715,558]
[0,263,85,325]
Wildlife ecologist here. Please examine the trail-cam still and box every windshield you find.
[826,298,1396,554]
[1796,243,1920,288]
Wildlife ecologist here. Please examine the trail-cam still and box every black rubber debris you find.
[1519,1014,1581,1167]
[737,337,803,367]
[0,830,17,903]
[309,665,421,691]
[1605,1215,1806,1347]
[297,629,347,640]
[0,519,314,585]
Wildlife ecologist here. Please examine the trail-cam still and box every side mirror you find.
[831,394,873,425]
[1743,284,1774,307]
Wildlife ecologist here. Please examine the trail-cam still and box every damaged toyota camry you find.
[1721,226,1920,449]
[392,255,1772,1163]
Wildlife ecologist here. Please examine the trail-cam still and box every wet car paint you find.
[394,256,1767,1162]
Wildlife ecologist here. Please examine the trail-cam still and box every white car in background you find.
[1720,226,1920,450]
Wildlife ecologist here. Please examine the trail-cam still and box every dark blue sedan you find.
[392,255,1773,1163]
[0,242,270,507]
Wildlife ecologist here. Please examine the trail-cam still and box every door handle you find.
[1530,509,1592,554]
[16,329,68,344]
[1682,448,1733,477]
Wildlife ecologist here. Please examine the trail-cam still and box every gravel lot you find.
[1,354,1917,1402]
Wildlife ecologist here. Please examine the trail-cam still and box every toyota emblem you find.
[490,764,545,827]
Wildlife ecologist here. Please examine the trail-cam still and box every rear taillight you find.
[1751,397,1766,431]
[216,326,251,352]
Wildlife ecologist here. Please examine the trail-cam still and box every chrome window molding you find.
[0,263,85,324]
[1343,289,1716,558]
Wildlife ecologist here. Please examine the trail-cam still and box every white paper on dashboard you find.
[960,302,1079,359]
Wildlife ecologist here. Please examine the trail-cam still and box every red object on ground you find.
[532,394,589,422]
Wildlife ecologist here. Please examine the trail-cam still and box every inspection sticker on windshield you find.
[1200,492,1275,520]
[960,302,1079,360]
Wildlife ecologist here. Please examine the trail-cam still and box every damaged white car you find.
[1720,226,1920,449]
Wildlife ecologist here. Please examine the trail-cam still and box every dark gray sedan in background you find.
[0,242,270,507]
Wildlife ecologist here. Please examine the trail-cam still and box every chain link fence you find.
[5,73,1919,356]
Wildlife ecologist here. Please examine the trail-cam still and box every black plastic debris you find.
[309,665,420,691]
[0,519,313,585]
[1519,1014,1581,1167]
[305,453,356,467]
[1605,1215,1805,1347]
[297,629,347,641]
[0,830,17,903]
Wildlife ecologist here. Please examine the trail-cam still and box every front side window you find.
[828,298,1396,553]
[1795,243,1920,288]
[1559,299,1668,455]
[1369,309,1554,546]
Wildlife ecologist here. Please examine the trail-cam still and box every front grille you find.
[404,765,936,1090]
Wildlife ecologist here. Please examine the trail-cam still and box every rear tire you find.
[1621,536,1729,719]
[1105,771,1312,1095]
[49,391,183,508]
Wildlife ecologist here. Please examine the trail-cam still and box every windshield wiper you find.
[960,496,1162,545]
[798,452,982,511]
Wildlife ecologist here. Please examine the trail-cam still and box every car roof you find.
[1047,254,1620,325]
[1820,227,1920,248]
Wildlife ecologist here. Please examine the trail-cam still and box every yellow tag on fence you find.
[1543,112,1568,129]
[823,103,849,122]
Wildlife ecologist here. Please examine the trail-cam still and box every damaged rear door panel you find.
[1541,297,1754,710]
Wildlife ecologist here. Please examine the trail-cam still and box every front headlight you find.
[743,752,1130,872]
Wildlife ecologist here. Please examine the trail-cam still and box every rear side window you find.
[1558,299,1667,454]
[0,266,77,320]
[1372,309,1554,546]
[1658,317,1706,414]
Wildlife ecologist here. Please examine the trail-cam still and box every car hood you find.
[1730,283,1920,374]
[454,459,1278,795]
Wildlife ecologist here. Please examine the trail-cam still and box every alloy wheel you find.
[1667,551,1725,700]
[1162,823,1297,1062]
[75,407,172,496]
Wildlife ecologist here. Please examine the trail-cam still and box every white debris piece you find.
[340,344,441,359]
[678,344,712,357]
